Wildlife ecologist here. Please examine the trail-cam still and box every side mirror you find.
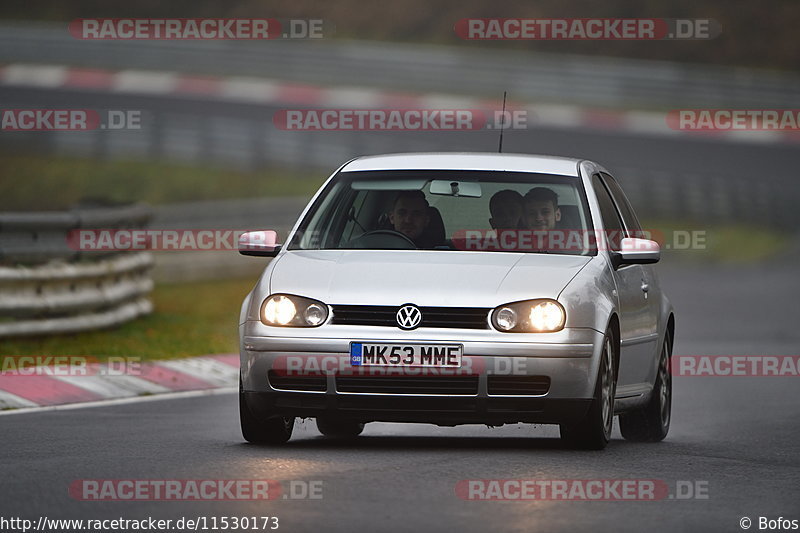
[239,230,281,257]
[612,237,660,267]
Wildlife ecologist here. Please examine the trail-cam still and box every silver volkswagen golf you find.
[238,153,674,449]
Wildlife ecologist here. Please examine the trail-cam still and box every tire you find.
[316,416,365,439]
[560,333,616,450]
[619,332,672,442]
[240,378,294,444]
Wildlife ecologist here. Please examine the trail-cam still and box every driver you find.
[388,190,430,244]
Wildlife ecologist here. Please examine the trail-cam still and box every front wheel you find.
[619,332,672,442]
[240,379,294,444]
[560,333,616,450]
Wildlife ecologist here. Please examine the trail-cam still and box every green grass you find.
[0,277,255,361]
[0,151,323,211]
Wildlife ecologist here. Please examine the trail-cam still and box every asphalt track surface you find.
[2,86,800,533]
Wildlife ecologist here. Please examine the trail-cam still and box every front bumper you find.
[240,325,605,426]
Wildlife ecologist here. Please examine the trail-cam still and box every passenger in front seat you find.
[523,187,562,231]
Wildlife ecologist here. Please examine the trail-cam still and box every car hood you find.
[268,250,591,307]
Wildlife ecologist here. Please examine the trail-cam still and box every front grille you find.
[336,376,479,395]
[268,371,327,392]
[487,375,551,396]
[331,305,490,329]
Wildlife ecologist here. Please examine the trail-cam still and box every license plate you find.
[350,342,462,367]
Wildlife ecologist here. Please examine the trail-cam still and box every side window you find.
[591,174,624,251]
[600,172,643,237]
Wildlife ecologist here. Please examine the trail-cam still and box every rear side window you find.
[601,172,644,236]
[591,174,624,250]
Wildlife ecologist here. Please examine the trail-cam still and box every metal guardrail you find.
[0,203,152,265]
[0,21,798,110]
[0,204,154,337]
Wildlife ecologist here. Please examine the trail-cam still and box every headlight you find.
[261,294,329,327]
[495,307,518,330]
[491,299,565,333]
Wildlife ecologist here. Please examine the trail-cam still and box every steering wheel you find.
[347,229,417,249]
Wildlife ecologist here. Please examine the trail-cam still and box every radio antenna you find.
[498,91,507,153]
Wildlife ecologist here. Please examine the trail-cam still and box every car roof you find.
[340,152,582,177]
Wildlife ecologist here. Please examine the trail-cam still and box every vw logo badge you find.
[396,304,422,330]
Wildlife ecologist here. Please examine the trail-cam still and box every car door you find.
[600,173,661,384]
[592,173,658,394]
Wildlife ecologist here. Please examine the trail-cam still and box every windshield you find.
[288,170,596,255]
